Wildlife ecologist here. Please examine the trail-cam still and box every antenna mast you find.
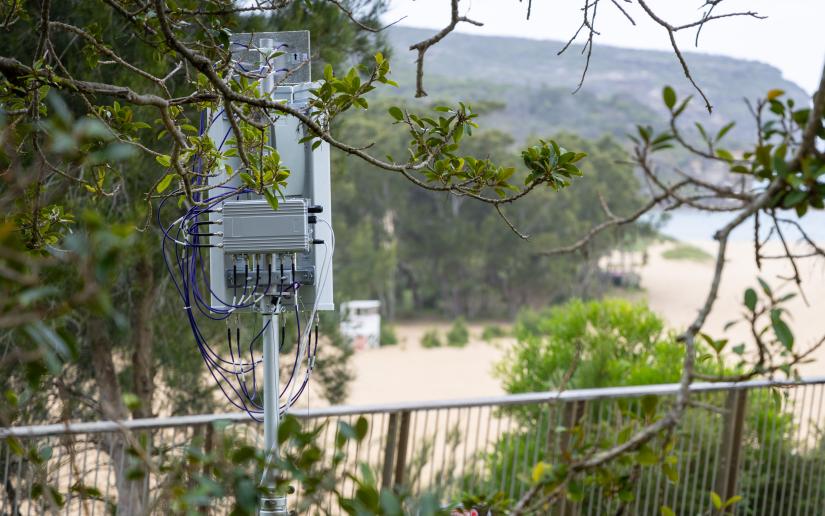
[159,30,334,515]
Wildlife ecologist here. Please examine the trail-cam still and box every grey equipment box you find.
[221,199,310,254]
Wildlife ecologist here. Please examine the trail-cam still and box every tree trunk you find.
[130,255,157,419]
[88,317,128,421]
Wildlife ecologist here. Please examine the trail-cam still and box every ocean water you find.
[648,209,825,243]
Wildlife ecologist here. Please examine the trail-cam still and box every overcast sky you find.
[384,0,825,94]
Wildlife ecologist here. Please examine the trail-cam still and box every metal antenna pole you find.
[260,295,288,516]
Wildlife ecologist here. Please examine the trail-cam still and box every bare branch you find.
[495,204,529,240]
[409,0,483,97]
[636,0,713,112]
[540,181,689,256]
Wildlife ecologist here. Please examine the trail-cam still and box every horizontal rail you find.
[3,376,824,438]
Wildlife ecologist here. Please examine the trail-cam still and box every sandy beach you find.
[340,240,825,406]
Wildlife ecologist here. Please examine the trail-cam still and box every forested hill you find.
[385,26,808,146]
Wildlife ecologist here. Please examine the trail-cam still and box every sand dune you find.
[642,241,825,378]
[339,241,825,406]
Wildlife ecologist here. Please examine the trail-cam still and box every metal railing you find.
[2,377,825,514]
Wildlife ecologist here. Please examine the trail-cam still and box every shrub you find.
[420,329,442,349]
[662,243,713,262]
[497,298,687,393]
[380,322,398,346]
[446,317,470,347]
[481,325,507,341]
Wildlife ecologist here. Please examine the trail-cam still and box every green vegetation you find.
[446,318,470,347]
[497,299,690,393]
[333,120,652,319]
[420,329,443,349]
[380,322,398,346]
[481,324,508,341]
[2,0,823,513]
[482,299,824,514]
[662,243,713,262]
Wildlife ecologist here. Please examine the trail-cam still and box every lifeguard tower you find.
[340,300,381,350]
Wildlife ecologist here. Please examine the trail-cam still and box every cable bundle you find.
[157,185,332,421]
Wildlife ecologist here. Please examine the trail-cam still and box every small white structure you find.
[340,300,381,351]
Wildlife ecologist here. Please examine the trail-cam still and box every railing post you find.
[393,411,411,489]
[714,388,748,513]
[381,413,399,490]
[558,400,586,516]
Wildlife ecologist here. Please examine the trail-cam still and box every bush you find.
[446,317,470,347]
[497,298,687,393]
[481,325,507,341]
[420,329,442,349]
[662,243,713,262]
[380,322,398,346]
[486,299,810,512]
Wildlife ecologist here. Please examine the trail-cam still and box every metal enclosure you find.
[206,31,333,311]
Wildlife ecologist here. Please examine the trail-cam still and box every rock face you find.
[386,26,809,147]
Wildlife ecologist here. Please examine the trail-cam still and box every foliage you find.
[0,0,385,432]
[453,491,512,515]
[481,325,508,342]
[485,297,821,513]
[650,86,825,218]
[421,329,443,349]
[497,299,691,394]
[380,322,398,346]
[332,115,649,319]
[1,414,453,515]
[446,318,470,348]
[661,243,713,262]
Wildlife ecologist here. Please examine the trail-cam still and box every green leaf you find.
[155,154,172,168]
[238,172,256,187]
[277,415,300,444]
[724,495,743,508]
[710,491,723,509]
[263,189,279,211]
[715,122,735,141]
[156,173,175,193]
[231,445,256,463]
[716,149,735,163]
[744,288,757,312]
[532,461,547,483]
[388,106,403,121]
[663,86,677,110]
[771,310,794,350]
[660,506,676,516]
[636,445,658,466]
[673,96,692,117]
[354,416,368,441]
[122,393,141,411]
[757,277,772,296]
[379,488,402,515]
[662,462,679,483]
[782,190,807,208]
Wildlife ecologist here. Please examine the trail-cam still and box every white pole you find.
[260,296,288,515]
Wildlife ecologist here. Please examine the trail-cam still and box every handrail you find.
[3,376,823,438]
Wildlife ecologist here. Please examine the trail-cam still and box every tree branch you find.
[408,0,482,97]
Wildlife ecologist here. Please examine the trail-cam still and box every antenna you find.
[158,30,333,515]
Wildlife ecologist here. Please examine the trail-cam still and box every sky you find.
[384,0,825,94]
